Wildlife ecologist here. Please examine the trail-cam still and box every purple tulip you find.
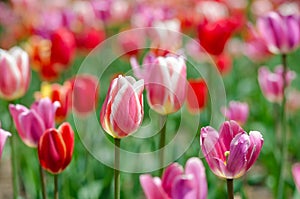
[0,122,11,159]
[200,121,263,179]
[140,157,207,199]
[292,163,300,192]
[9,98,60,148]
[258,65,295,103]
[257,11,300,54]
[222,101,249,125]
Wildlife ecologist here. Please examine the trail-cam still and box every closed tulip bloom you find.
[257,12,300,54]
[0,47,30,100]
[0,123,11,159]
[186,78,207,114]
[258,65,295,103]
[38,122,74,174]
[222,101,249,125]
[140,157,207,199]
[100,75,144,138]
[9,98,60,148]
[292,163,300,192]
[200,121,264,179]
[131,53,186,115]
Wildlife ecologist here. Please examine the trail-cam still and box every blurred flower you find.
[258,65,296,103]
[292,163,300,192]
[257,11,300,54]
[100,75,144,138]
[69,74,99,116]
[38,122,74,174]
[186,78,207,114]
[118,29,145,57]
[36,82,72,123]
[131,53,186,115]
[9,98,60,148]
[214,53,232,75]
[200,120,263,179]
[140,157,207,199]
[0,123,11,159]
[74,26,105,51]
[0,47,30,100]
[286,89,300,113]
[222,101,249,125]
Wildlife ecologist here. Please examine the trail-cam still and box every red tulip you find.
[75,27,105,51]
[186,78,207,114]
[38,122,74,174]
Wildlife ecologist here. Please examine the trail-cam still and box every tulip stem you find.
[114,138,121,199]
[227,179,234,199]
[39,165,47,199]
[54,175,58,199]
[9,120,18,199]
[159,116,167,176]
[277,53,288,199]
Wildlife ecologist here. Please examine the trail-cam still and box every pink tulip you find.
[258,65,295,103]
[257,11,300,54]
[100,75,144,138]
[292,163,300,192]
[130,53,186,115]
[200,120,264,179]
[140,157,207,199]
[0,47,30,100]
[0,122,11,159]
[222,101,249,125]
[9,98,60,148]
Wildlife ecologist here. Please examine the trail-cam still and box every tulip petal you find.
[161,163,184,197]
[292,163,300,192]
[0,128,11,159]
[59,122,74,170]
[172,175,194,199]
[140,175,168,199]
[246,131,264,170]
[219,120,244,151]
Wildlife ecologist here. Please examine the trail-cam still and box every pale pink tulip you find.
[0,122,11,159]
[222,101,249,125]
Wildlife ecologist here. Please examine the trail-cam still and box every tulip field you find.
[1,0,300,199]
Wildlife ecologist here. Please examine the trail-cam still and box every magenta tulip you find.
[292,163,300,192]
[0,122,11,159]
[258,65,295,103]
[9,98,60,148]
[140,157,207,199]
[200,121,264,179]
[131,53,186,115]
[222,101,249,125]
[0,47,30,100]
[100,75,144,138]
[257,12,300,54]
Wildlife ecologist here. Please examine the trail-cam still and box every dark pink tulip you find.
[131,53,187,115]
[200,121,263,179]
[257,12,300,54]
[0,47,30,100]
[222,101,249,125]
[292,163,300,192]
[100,75,144,138]
[9,98,60,148]
[140,157,207,199]
[0,122,11,159]
[258,65,295,103]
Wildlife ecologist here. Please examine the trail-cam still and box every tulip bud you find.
[38,122,74,174]
[0,47,30,100]
[186,78,207,114]
[0,123,11,159]
[100,75,144,138]
[222,101,249,125]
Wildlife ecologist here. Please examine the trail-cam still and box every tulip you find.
[200,120,263,179]
[286,89,300,113]
[222,101,249,125]
[130,53,186,115]
[69,74,99,116]
[292,163,300,192]
[0,47,30,100]
[0,123,11,159]
[38,122,74,174]
[100,75,144,138]
[186,78,207,114]
[257,12,300,54]
[9,98,60,148]
[140,157,207,199]
[258,65,295,103]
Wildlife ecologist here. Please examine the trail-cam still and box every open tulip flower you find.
[100,75,144,138]
[200,120,263,179]
[130,53,186,115]
[0,122,11,159]
[38,122,74,174]
[140,157,207,199]
[221,101,249,126]
[9,98,60,148]
[0,46,30,100]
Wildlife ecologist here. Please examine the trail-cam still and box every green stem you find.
[39,165,47,199]
[54,175,58,199]
[159,116,167,176]
[9,122,18,199]
[114,138,120,199]
[227,179,234,199]
[277,54,288,199]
